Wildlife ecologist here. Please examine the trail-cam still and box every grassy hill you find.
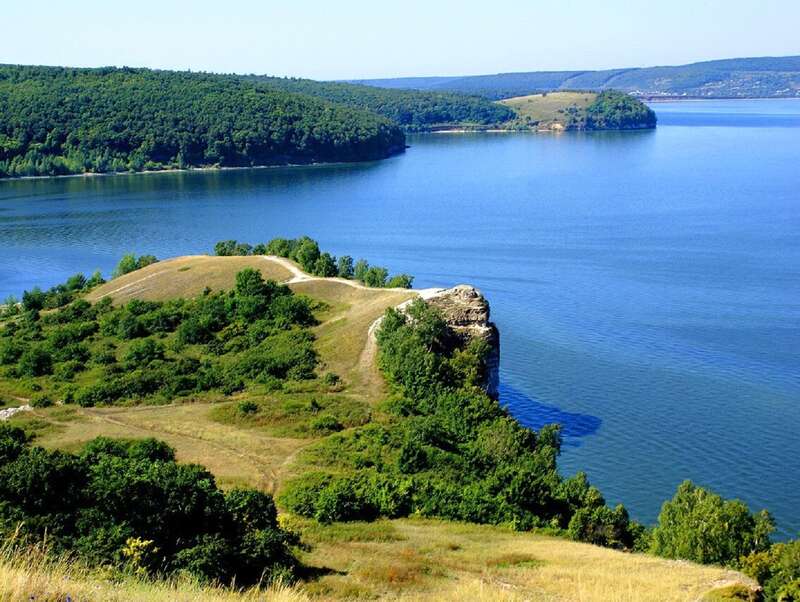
[0,254,758,601]
[500,91,656,131]
[354,55,800,99]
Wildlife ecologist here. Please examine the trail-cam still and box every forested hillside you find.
[247,76,514,131]
[355,55,800,99]
[0,66,405,178]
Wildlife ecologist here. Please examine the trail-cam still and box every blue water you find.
[1,100,799,535]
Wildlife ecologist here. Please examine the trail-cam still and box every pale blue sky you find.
[2,1,798,79]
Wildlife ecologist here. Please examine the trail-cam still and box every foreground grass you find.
[0,519,753,602]
[500,91,597,129]
[0,539,306,602]
[288,517,754,601]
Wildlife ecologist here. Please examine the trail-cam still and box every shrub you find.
[30,394,54,408]
[18,345,54,377]
[237,400,259,416]
[311,414,343,434]
[124,338,166,367]
[0,427,296,585]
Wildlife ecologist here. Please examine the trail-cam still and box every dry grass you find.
[288,279,413,400]
[28,403,309,493]
[291,517,755,601]
[0,537,308,602]
[86,255,292,304]
[500,91,597,128]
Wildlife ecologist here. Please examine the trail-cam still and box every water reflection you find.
[499,383,602,446]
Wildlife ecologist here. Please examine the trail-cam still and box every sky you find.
[2,0,799,80]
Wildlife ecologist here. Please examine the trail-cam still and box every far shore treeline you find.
[0,64,655,179]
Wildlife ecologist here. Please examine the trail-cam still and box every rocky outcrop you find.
[425,285,500,399]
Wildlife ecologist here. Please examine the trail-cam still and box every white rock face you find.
[424,285,500,399]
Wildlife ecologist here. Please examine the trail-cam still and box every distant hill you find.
[246,76,514,132]
[353,55,800,100]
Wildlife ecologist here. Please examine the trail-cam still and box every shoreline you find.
[0,150,407,183]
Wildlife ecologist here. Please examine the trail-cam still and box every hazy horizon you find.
[2,0,799,80]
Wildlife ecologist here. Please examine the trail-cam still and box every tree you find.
[337,255,354,279]
[386,274,414,289]
[364,266,389,288]
[22,287,46,312]
[650,481,774,566]
[234,268,267,298]
[353,259,369,282]
[214,240,237,256]
[313,253,337,277]
[292,237,321,272]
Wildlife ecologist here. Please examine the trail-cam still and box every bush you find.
[30,394,54,408]
[311,414,343,434]
[124,338,166,367]
[0,426,296,585]
[237,400,259,416]
[741,541,800,601]
[650,481,774,566]
[18,345,53,377]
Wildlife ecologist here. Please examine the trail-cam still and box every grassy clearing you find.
[86,255,292,304]
[289,517,755,601]
[500,91,597,129]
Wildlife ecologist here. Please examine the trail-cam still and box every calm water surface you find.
[1,100,799,535]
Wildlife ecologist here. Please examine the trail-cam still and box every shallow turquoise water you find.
[1,100,799,535]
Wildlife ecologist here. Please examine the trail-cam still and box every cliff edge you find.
[424,285,500,399]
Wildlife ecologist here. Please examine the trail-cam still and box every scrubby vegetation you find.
[0,425,296,586]
[0,65,405,178]
[280,299,643,548]
[214,236,414,289]
[0,267,318,404]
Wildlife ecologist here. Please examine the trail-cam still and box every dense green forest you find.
[585,91,657,129]
[247,76,514,131]
[355,55,800,99]
[0,65,405,178]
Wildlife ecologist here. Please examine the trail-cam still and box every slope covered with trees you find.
[0,65,405,178]
[248,76,514,132]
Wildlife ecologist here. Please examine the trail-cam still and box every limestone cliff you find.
[424,285,500,399]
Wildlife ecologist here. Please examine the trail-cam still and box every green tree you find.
[313,252,337,277]
[337,255,354,279]
[386,274,414,289]
[650,481,774,566]
[364,266,389,288]
[353,259,369,282]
